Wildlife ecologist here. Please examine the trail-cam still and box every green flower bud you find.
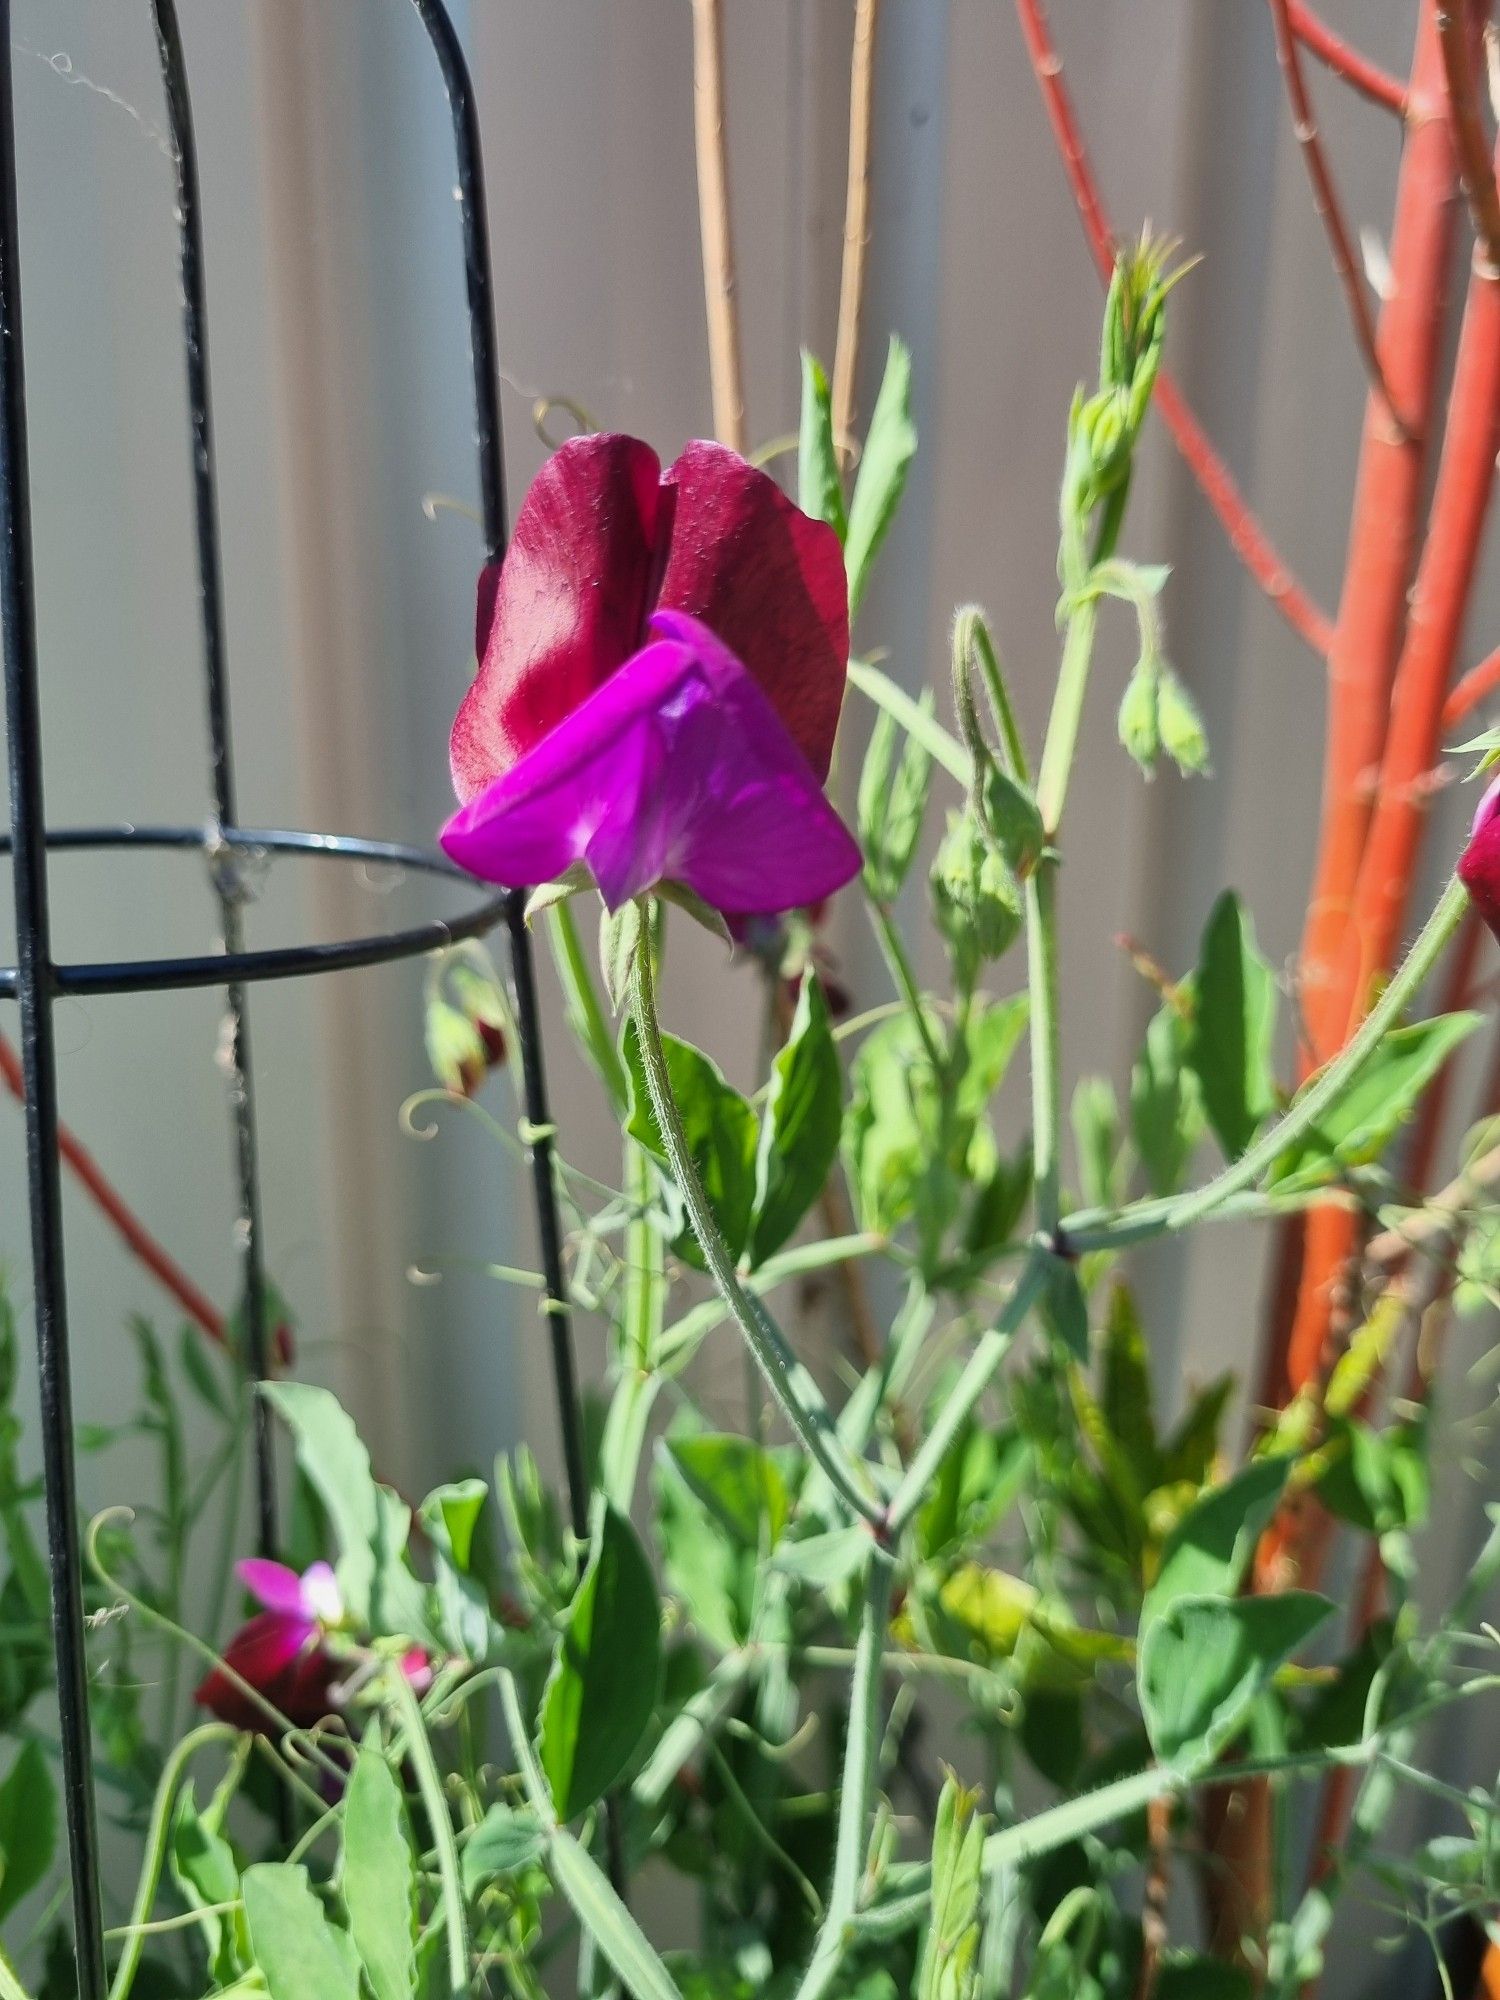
[930,810,1022,983]
[1158,667,1211,775]
[1117,660,1161,776]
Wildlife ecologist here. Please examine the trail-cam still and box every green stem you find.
[968,612,1030,784]
[866,893,944,1076]
[1025,860,1063,1236]
[1034,596,1099,834]
[548,901,628,1110]
[1064,876,1471,1253]
[390,1665,469,2000]
[0,1949,31,2000]
[631,925,881,1526]
[848,659,971,784]
[884,1251,1049,1535]
[108,1724,237,2000]
[796,1548,895,2000]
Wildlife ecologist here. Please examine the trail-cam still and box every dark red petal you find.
[450,435,665,801]
[656,441,849,779]
[194,1611,322,1732]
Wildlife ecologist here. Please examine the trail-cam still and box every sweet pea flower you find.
[1459,772,1500,940]
[441,435,861,915]
[194,1559,341,1732]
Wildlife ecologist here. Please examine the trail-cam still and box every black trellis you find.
[0,6,586,1995]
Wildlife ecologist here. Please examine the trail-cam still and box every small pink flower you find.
[195,1560,341,1733]
[1459,772,1500,940]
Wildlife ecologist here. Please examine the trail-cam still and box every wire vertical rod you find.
[150,0,277,1559]
[0,10,107,1991]
[409,0,591,1551]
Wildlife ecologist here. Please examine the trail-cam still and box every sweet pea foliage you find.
[20,250,1500,2000]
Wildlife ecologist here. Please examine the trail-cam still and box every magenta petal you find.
[441,614,861,916]
[450,435,665,801]
[657,440,849,780]
[1459,773,1500,940]
[237,1559,309,1619]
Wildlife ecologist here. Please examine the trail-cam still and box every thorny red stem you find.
[1012,0,1335,655]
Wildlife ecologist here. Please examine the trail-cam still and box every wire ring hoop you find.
[0,0,592,1990]
[0,823,510,998]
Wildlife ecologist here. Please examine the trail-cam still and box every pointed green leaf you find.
[0,1740,54,1922]
[548,1826,686,2000]
[1187,892,1278,1160]
[749,973,843,1265]
[623,1021,758,1266]
[798,350,847,541]
[242,1863,360,2000]
[1139,1591,1332,1770]
[1266,1011,1482,1193]
[343,1746,415,2000]
[539,1504,661,1821]
[845,337,916,619]
[1143,1456,1290,1627]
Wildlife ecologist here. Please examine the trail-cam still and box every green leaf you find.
[859,697,935,905]
[1160,1374,1233,1488]
[1130,996,1202,1196]
[548,1825,686,2000]
[261,1383,426,1637]
[1187,892,1278,1160]
[975,765,1045,880]
[1139,1591,1332,1770]
[1040,1259,1089,1361]
[1266,1012,1482,1193]
[419,1480,487,1573]
[749,973,843,1265]
[798,350,847,541]
[623,1020,758,1266]
[0,1740,54,1922]
[170,1785,242,1986]
[770,1525,870,1588]
[917,1423,1029,1562]
[918,1775,985,2000]
[540,1503,661,1820]
[1099,1284,1159,1492]
[343,1746,415,2000]
[242,1863,360,2000]
[664,1435,790,1550]
[461,1804,546,1894]
[845,337,916,619]
[1143,1456,1290,1626]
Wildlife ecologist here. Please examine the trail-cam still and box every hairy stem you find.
[631,922,881,1525]
[795,1547,894,2000]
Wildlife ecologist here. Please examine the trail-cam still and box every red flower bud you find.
[1458,774,1500,940]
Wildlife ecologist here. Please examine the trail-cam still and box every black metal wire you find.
[0,824,509,997]
[409,0,592,1552]
[149,0,277,1558]
[0,10,108,1993]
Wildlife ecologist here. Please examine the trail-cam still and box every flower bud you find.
[930,811,1022,983]
[1458,773,1500,940]
[1117,660,1161,775]
[1157,668,1210,776]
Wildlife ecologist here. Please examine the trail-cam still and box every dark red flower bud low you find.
[1458,773,1500,940]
